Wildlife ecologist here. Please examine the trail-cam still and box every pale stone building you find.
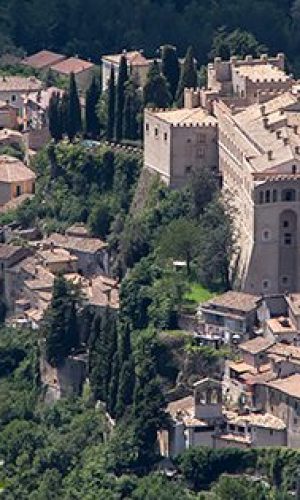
[50,57,95,92]
[158,377,286,456]
[0,76,42,118]
[255,373,300,448]
[199,291,261,342]
[0,155,36,207]
[144,107,218,188]
[102,50,155,91]
[143,53,300,295]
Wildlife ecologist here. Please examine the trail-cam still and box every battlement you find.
[212,53,285,70]
[174,121,217,128]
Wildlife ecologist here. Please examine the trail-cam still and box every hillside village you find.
[3,32,300,497]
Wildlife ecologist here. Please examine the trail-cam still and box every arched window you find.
[265,190,270,203]
[273,189,277,202]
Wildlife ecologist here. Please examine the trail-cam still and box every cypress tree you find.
[161,44,180,100]
[48,92,62,142]
[143,62,172,108]
[44,276,79,367]
[118,322,132,365]
[85,76,101,138]
[115,355,135,419]
[132,357,166,465]
[176,46,198,107]
[67,72,82,141]
[108,351,119,417]
[89,308,118,403]
[60,91,69,136]
[106,66,115,141]
[115,55,128,142]
[123,77,142,140]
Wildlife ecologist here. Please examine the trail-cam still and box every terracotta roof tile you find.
[22,50,66,70]
[239,336,275,355]
[0,76,42,92]
[0,155,36,183]
[51,57,94,75]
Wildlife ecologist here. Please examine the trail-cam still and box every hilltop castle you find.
[143,53,300,295]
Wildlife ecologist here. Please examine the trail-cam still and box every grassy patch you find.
[184,283,216,304]
[160,330,191,339]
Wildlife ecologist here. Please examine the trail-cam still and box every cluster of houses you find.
[159,289,300,455]
[0,222,119,399]
[0,49,96,152]
[0,223,119,331]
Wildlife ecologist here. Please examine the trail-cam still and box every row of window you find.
[262,227,294,246]
[145,123,209,145]
[262,275,291,290]
[259,188,297,204]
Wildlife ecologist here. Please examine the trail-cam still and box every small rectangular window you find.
[284,233,292,245]
[145,123,149,132]
[154,127,158,137]
[265,190,270,203]
[164,132,168,141]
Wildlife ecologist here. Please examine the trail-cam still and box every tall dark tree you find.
[143,62,172,108]
[115,55,128,142]
[60,91,69,136]
[161,44,180,100]
[106,66,116,141]
[66,72,82,141]
[89,308,118,402]
[115,356,135,419]
[176,46,198,107]
[123,77,142,140]
[132,344,167,466]
[48,92,62,142]
[107,351,119,416]
[85,76,101,138]
[44,276,80,367]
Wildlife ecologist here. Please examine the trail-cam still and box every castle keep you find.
[143,53,300,295]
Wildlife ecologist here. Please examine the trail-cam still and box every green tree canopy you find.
[210,27,267,60]
[115,55,128,142]
[158,217,201,274]
[161,44,180,100]
[176,46,197,107]
[85,76,101,138]
[44,275,80,367]
[143,62,172,109]
[66,72,82,141]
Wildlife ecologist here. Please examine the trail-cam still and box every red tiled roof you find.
[0,155,36,183]
[22,50,66,69]
[51,57,94,75]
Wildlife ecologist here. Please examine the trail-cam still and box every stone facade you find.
[144,107,218,189]
[143,53,300,295]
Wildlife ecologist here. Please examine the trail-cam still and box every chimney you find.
[267,150,273,161]
[263,117,269,128]
[50,241,54,253]
[260,104,266,116]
